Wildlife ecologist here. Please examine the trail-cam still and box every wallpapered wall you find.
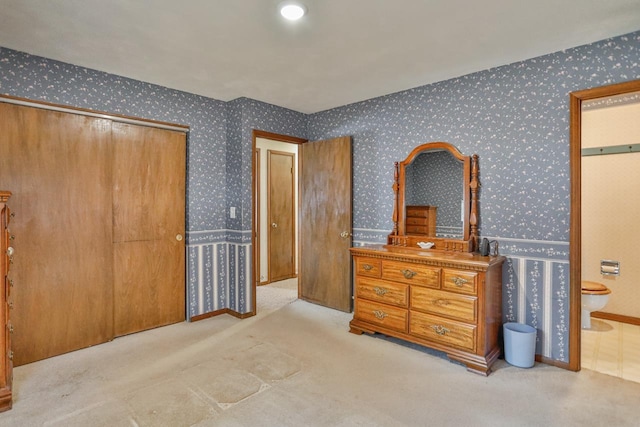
[0,46,306,319]
[0,47,228,232]
[1,30,640,364]
[308,31,640,363]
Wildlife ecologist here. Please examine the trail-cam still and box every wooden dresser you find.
[349,244,505,375]
[0,191,13,411]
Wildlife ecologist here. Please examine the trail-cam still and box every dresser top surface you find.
[350,244,505,269]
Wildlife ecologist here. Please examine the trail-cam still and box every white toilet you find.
[581,281,611,329]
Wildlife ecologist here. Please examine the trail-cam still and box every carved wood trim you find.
[391,161,399,236]
[349,247,503,272]
[469,154,479,251]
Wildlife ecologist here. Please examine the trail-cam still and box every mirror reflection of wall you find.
[405,150,464,238]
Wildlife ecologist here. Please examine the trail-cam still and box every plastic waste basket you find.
[503,322,536,368]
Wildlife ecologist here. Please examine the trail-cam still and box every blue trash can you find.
[503,323,536,368]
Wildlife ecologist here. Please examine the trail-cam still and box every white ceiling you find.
[1,0,640,114]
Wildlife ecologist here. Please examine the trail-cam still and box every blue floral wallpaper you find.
[0,47,228,232]
[222,97,307,313]
[0,47,306,318]
[309,31,640,363]
[1,29,640,364]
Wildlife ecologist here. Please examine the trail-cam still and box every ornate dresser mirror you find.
[349,141,503,375]
[388,142,479,252]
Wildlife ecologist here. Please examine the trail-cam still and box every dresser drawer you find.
[406,225,429,234]
[442,269,478,295]
[355,299,407,333]
[409,311,476,352]
[355,257,381,278]
[406,216,428,226]
[356,277,408,308]
[410,287,477,323]
[406,206,435,218]
[382,261,439,288]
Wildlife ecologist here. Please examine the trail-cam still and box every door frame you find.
[251,130,307,315]
[568,79,640,371]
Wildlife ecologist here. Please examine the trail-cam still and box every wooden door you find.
[268,150,295,282]
[0,103,114,365]
[299,136,352,312]
[112,123,186,336]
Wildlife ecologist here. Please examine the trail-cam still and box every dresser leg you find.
[349,324,365,335]
[349,321,377,335]
[448,354,492,376]
[464,363,491,376]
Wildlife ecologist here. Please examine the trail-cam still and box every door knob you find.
[176,234,183,241]
[272,223,278,228]
[340,231,351,239]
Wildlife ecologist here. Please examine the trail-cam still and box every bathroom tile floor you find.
[581,318,640,384]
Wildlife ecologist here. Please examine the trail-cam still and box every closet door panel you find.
[112,123,186,336]
[0,103,114,366]
[113,239,185,335]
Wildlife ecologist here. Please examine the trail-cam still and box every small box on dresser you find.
[405,205,437,236]
[350,244,505,376]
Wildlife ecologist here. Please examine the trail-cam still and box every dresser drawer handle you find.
[373,310,387,320]
[373,286,388,296]
[451,276,469,287]
[431,325,450,336]
[433,298,450,306]
[362,264,374,271]
[401,269,417,279]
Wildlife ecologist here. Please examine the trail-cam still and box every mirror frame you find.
[388,142,479,252]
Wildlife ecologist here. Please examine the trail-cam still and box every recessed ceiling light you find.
[279,2,307,21]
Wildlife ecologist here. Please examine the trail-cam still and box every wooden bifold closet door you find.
[112,123,186,336]
[0,103,115,365]
[0,102,186,366]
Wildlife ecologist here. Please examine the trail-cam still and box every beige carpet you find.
[2,298,640,426]
[256,278,298,314]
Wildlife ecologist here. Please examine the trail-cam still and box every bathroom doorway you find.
[570,79,640,382]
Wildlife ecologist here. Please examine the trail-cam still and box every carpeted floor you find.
[256,278,298,314]
[2,294,640,426]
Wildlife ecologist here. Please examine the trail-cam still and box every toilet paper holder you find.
[601,260,620,276]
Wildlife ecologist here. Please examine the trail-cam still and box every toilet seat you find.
[581,280,611,295]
